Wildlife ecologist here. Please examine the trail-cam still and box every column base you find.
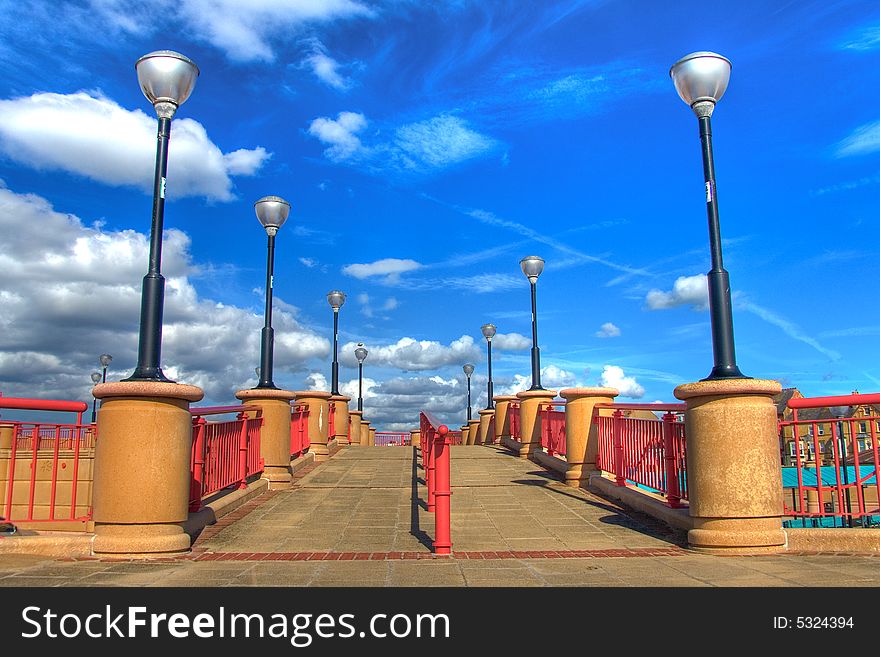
[93,523,191,558]
[564,464,598,488]
[261,465,292,489]
[688,518,786,554]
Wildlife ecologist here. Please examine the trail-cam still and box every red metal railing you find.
[189,405,263,512]
[290,404,310,458]
[375,432,411,446]
[419,410,452,555]
[541,402,566,456]
[448,431,463,445]
[1,397,93,524]
[594,403,687,507]
[509,402,521,441]
[782,393,880,527]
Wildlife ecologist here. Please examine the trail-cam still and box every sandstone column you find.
[477,409,495,445]
[235,388,296,489]
[360,419,370,447]
[348,410,363,447]
[329,394,351,445]
[559,387,619,488]
[674,379,785,554]
[91,381,203,557]
[515,389,558,458]
[467,418,481,446]
[460,424,470,446]
[493,395,516,443]
[410,429,421,448]
[368,426,376,446]
[294,390,332,462]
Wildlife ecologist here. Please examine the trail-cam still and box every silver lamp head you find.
[520,255,544,283]
[481,323,497,340]
[463,363,475,377]
[99,353,113,367]
[327,290,346,310]
[90,372,102,384]
[670,51,731,118]
[830,406,850,418]
[255,367,261,377]
[135,50,199,119]
[355,344,368,363]
[254,196,290,237]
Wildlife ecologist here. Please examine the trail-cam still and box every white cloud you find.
[382,297,398,311]
[645,274,708,310]
[393,115,498,169]
[342,258,422,283]
[839,24,880,51]
[497,365,576,395]
[299,257,318,268]
[305,372,328,391]
[599,365,645,398]
[338,336,481,370]
[835,119,880,157]
[492,332,530,351]
[0,184,328,403]
[308,111,368,161]
[596,322,621,338]
[741,302,841,361]
[304,39,355,90]
[0,92,269,201]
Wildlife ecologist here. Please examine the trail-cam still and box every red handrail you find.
[419,410,452,555]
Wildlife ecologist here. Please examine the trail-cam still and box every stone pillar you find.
[329,394,351,445]
[674,379,785,554]
[477,409,495,445]
[294,390,332,462]
[369,426,376,446]
[467,418,481,446]
[0,423,12,450]
[410,429,421,448]
[493,395,516,443]
[348,410,363,447]
[559,387,619,488]
[460,425,470,446]
[91,381,203,557]
[515,389,558,458]
[235,388,296,489]
[360,419,370,447]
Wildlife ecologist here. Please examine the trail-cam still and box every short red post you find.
[612,409,626,487]
[662,412,682,508]
[189,416,207,511]
[427,426,437,512]
[432,424,452,555]
[237,411,249,490]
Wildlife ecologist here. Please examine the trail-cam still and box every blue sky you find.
[1,0,879,430]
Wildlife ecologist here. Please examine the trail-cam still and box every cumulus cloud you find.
[338,336,481,370]
[0,184,328,403]
[645,274,708,310]
[0,92,269,201]
[491,332,531,351]
[596,322,621,338]
[497,365,576,395]
[306,372,329,391]
[599,365,645,398]
[308,111,368,161]
[342,258,422,283]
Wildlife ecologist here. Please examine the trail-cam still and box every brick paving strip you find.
[188,547,688,561]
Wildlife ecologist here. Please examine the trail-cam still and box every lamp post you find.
[99,353,112,382]
[831,405,853,527]
[481,324,496,409]
[355,343,368,412]
[124,50,199,382]
[671,51,746,381]
[253,196,291,389]
[327,291,346,395]
[463,363,475,422]
[520,256,545,390]
[90,372,102,423]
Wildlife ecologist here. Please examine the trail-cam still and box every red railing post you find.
[613,410,626,487]
[189,416,207,512]
[237,412,249,490]
[432,424,452,555]
[662,412,682,508]
[427,426,437,512]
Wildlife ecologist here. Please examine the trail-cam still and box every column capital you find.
[235,388,296,402]
[93,380,203,402]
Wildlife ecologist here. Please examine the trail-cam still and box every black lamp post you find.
[831,406,853,527]
[90,372,102,423]
[125,50,199,383]
[254,196,291,389]
[355,343,368,412]
[481,324,496,409]
[327,291,346,395]
[671,51,746,381]
[463,363,474,422]
[520,256,545,390]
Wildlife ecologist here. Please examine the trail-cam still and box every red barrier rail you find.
[290,404,310,458]
[509,402,521,441]
[189,405,263,511]
[594,403,687,507]
[782,393,880,527]
[540,402,566,456]
[375,432,411,446]
[419,410,452,555]
[1,396,95,525]
[448,431,463,446]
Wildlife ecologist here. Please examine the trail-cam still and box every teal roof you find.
[781,465,878,488]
